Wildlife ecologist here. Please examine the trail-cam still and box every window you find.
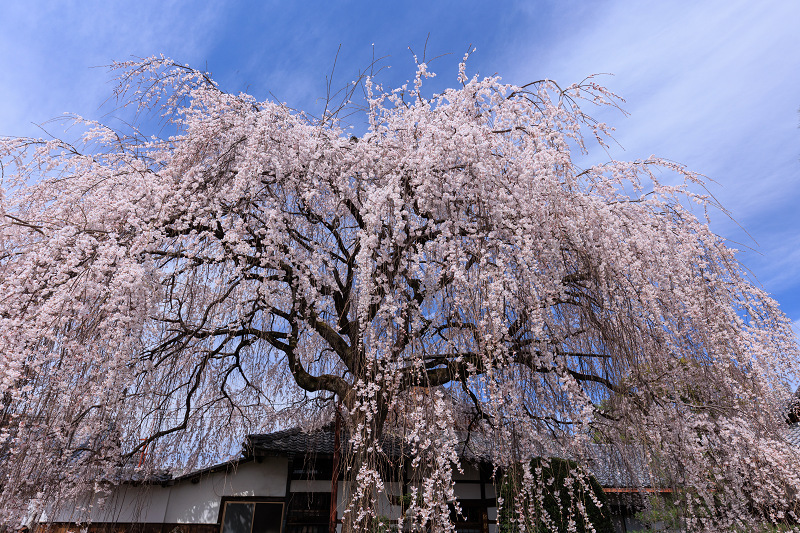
[284,492,331,533]
[220,500,284,533]
[450,500,488,533]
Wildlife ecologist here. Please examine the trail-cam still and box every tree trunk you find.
[340,389,390,533]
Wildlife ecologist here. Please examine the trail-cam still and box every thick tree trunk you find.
[340,390,390,533]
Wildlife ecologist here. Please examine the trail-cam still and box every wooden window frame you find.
[218,496,286,533]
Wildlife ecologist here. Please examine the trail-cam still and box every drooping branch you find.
[0,56,797,530]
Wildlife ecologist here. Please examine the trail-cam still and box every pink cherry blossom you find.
[0,56,798,531]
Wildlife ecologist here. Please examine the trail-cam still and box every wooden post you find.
[329,401,342,533]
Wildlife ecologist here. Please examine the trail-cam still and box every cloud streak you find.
[0,2,225,137]
[1,0,798,322]
[504,0,800,316]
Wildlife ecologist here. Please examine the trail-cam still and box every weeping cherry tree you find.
[0,55,799,530]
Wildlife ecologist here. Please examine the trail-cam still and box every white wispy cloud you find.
[2,0,798,317]
[0,2,225,137]
[505,0,800,309]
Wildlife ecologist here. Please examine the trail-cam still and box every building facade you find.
[39,427,658,533]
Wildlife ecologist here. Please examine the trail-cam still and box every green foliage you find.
[634,494,682,532]
[499,457,614,533]
[370,515,396,533]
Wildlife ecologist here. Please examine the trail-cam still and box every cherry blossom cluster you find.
[0,56,798,530]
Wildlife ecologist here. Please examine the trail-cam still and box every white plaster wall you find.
[335,480,349,519]
[289,479,330,492]
[42,457,289,525]
[454,484,481,500]
[101,485,171,522]
[382,482,403,497]
[488,504,498,533]
[161,480,220,524]
[42,485,170,523]
[326,480,401,522]
[165,457,289,523]
[218,457,289,497]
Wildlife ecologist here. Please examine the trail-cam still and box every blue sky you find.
[1,0,799,330]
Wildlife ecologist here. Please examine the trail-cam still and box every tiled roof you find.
[245,424,405,459]
[584,445,654,488]
[245,425,656,488]
[246,426,338,456]
[786,423,800,447]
